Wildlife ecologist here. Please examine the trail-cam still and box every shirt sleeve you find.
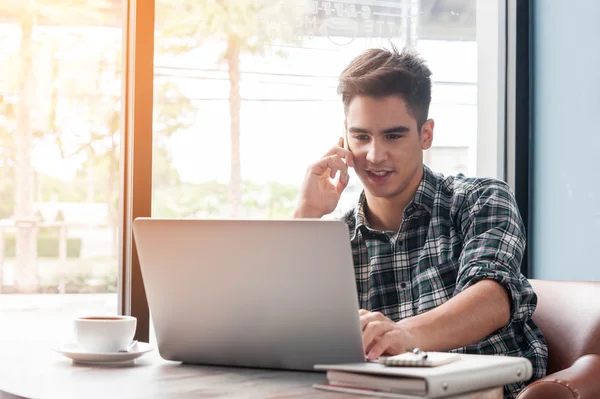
[453,180,534,332]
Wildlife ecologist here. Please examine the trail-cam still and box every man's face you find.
[345,95,433,200]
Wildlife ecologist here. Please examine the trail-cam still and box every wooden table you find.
[0,341,502,399]
[0,339,363,399]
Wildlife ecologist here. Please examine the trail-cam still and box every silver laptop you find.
[132,218,365,371]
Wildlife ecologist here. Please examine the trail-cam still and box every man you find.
[293,46,547,398]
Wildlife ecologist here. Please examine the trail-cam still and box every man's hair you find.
[337,45,432,131]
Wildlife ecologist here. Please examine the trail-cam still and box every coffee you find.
[80,317,125,321]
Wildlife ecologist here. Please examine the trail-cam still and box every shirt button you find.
[400,282,407,289]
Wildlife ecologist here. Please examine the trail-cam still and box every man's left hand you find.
[359,309,416,360]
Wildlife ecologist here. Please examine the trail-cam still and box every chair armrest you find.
[517,354,600,399]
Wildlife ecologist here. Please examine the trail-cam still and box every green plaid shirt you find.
[341,165,548,398]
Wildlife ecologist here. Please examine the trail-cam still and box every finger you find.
[364,336,379,355]
[360,311,387,329]
[358,310,370,330]
[367,331,406,360]
[367,333,393,360]
[334,160,350,187]
[309,155,347,178]
[335,174,348,195]
[323,146,355,168]
[326,155,348,180]
[329,166,338,180]
[362,321,393,353]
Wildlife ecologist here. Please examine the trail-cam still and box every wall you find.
[531,0,600,280]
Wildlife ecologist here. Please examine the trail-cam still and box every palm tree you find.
[157,0,301,217]
[0,0,117,292]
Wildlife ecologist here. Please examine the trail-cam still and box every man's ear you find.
[420,119,434,150]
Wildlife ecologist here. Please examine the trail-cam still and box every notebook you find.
[314,353,532,398]
[379,351,461,367]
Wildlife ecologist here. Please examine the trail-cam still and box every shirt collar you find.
[351,165,438,239]
[409,164,437,216]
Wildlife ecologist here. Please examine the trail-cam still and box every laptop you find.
[132,218,366,371]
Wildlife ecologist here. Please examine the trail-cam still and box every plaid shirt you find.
[341,165,548,398]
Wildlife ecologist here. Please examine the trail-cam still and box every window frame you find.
[119,0,155,342]
[476,0,507,180]
[506,0,532,278]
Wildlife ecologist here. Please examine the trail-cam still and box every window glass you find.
[0,1,123,343]
[153,0,477,220]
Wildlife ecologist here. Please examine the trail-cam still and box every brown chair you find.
[516,279,600,399]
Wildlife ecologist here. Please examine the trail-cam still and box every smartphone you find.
[342,129,354,172]
[343,128,350,152]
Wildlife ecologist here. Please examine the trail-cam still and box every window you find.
[152,0,479,222]
[0,0,508,343]
[0,1,124,343]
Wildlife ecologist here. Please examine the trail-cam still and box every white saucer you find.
[54,342,154,365]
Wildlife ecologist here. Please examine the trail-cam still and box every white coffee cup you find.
[75,315,137,353]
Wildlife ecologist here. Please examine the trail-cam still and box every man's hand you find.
[359,309,416,361]
[293,137,354,218]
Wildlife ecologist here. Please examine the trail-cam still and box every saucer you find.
[54,342,154,365]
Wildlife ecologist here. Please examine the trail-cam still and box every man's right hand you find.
[293,137,354,218]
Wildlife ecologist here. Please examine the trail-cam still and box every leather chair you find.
[517,279,600,399]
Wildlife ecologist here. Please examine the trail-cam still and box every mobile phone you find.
[343,129,350,151]
[342,130,354,172]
